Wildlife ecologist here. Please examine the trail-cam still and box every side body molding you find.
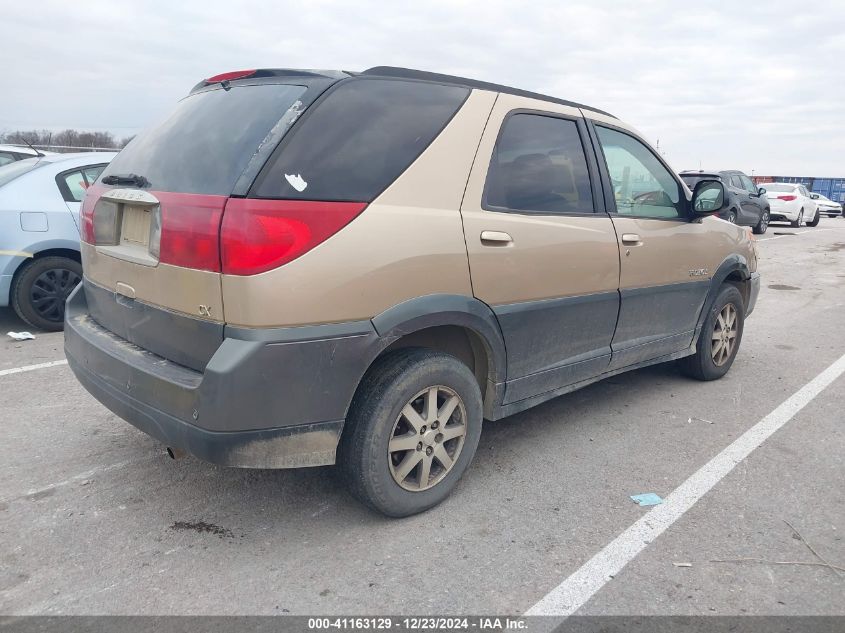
[371,294,508,416]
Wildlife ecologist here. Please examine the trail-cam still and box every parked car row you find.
[679,169,835,230]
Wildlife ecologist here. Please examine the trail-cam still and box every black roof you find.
[192,66,616,118]
[362,67,615,118]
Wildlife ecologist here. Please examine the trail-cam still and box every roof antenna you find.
[19,138,44,158]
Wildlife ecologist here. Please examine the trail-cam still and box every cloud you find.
[3,0,843,175]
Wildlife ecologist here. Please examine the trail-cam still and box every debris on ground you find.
[688,416,715,424]
[630,493,663,506]
[711,519,845,576]
[672,562,693,567]
[709,558,845,573]
[7,331,36,341]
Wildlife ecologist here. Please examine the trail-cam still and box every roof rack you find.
[361,66,615,118]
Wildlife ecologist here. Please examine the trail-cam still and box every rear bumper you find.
[64,283,380,468]
[747,272,761,317]
[767,201,799,221]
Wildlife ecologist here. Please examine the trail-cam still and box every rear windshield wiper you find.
[101,173,150,187]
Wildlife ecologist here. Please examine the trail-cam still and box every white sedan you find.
[812,193,843,218]
[0,152,116,330]
[764,182,820,227]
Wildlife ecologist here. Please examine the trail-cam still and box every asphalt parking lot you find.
[1,221,844,617]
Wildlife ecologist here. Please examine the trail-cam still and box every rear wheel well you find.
[10,248,81,290]
[379,325,491,403]
[32,248,81,264]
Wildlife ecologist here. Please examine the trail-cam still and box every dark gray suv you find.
[680,170,770,234]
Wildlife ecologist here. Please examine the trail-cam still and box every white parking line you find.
[526,351,845,617]
[0,359,68,377]
[757,228,835,241]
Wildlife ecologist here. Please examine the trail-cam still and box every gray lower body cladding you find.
[64,282,379,468]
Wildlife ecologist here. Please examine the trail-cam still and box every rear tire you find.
[790,209,804,228]
[678,284,745,381]
[752,210,769,235]
[806,210,820,227]
[726,210,737,224]
[337,348,483,517]
[11,256,82,332]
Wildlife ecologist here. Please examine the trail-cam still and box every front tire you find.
[790,209,804,228]
[678,284,745,381]
[726,210,737,224]
[752,210,769,235]
[11,256,82,331]
[338,348,483,517]
[806,210,820,227]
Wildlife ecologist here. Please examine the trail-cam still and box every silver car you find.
[0,152,115,330]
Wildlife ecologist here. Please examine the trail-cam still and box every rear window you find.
[251,78,470,202]
[680,174,721,189]
[765,184,796,192]
[100,83,308,195]
[0,157,46,188]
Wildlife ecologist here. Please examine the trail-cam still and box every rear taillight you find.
[777,195,797,201]
[80,185,104,243]
[220,199,366,276]
[156,193,226,271]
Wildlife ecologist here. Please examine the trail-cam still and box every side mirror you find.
[757,187,767,196]
[810,193,819,199]
[691,179,726,217]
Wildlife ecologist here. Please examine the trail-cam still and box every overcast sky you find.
[4,0,843,176]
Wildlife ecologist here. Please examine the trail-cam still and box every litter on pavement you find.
[630,493,664,506]
[7,331,36,341]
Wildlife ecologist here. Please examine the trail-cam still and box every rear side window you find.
[251,78,469,202]
[100,84,308,195]
[60,170,87,202]
[56,164,108,202]
[484,114,594,214]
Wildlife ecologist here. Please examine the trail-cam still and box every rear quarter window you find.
[251,78,470,202]
[483,113,594,214]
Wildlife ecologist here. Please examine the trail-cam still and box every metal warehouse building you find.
[752,176,845,203]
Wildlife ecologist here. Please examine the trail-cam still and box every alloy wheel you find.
[29,268,80,323]
[711,303,738,367]
[388,385,467,492]
[759,212,769,231]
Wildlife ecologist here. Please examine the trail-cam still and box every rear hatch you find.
[763,184,798,208]
[679,173,722,191]
[80,72,338,370]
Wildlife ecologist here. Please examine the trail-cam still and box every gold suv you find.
[65,67,760,516]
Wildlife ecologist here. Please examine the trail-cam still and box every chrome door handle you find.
[621,233,641,245]
[480,230,513,245]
